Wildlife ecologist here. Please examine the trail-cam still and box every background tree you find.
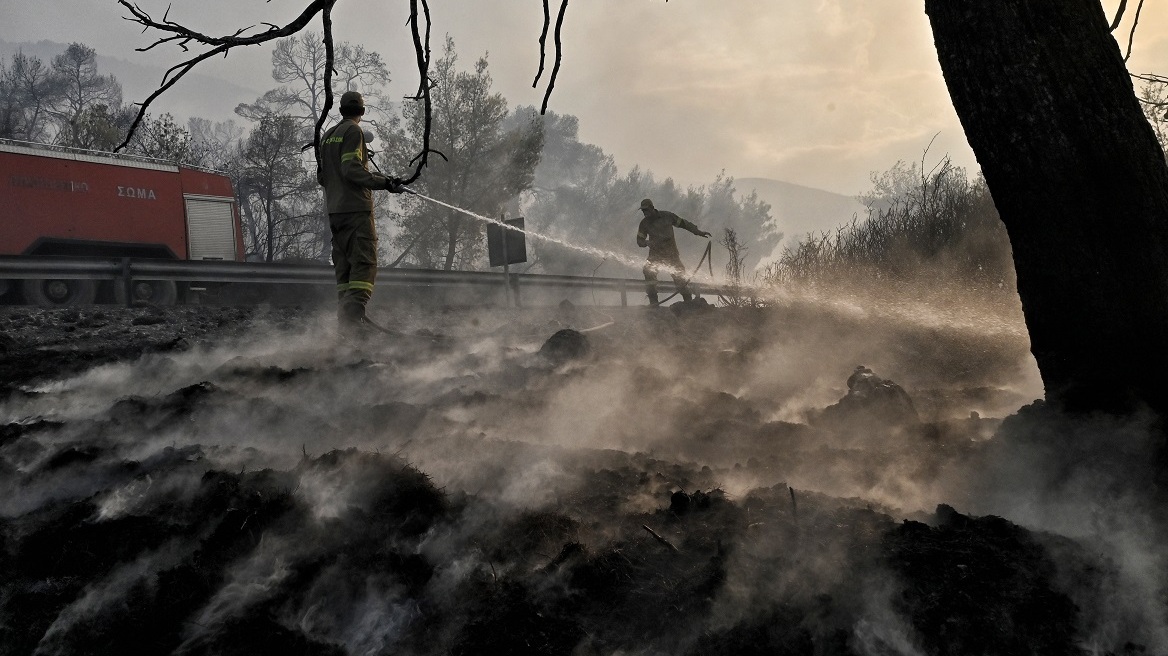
[926,0,1168,415]
[124,113,195,163]
[48,43,125,148]
[59,103,135,151]
[381,38,543,270]
[702,173,777,273]
[0,52,63,142]
[187,117,245,171]
[235,31,391,129]
[518,108,628,273]
[0,57,27,139]
[332,43,391,100]
[237,115,321,262]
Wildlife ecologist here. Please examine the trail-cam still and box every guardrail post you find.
[620,279,627,307]
[120,257,133,307]
[501,226,511,308]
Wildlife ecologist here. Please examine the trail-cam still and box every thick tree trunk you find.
[926,0,1168,414]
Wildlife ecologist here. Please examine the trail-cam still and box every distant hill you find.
[735,177,868,266]
[0,38,259,125]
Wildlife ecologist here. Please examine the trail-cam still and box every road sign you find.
[487,217,527,267]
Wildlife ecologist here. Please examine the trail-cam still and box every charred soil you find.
[0,301,1160,655]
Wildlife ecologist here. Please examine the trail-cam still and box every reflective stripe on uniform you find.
[345,281,374,292]
[340,148,363,163]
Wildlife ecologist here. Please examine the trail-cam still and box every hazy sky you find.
[2,0,1165,195]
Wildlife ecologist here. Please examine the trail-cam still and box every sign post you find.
[502,218,511,305]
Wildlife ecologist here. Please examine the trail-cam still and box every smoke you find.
[953,404,1168,650]
[0,292,1162,653]
[851,574,929,656]
[33,540,192,655]
[178,534,300,650]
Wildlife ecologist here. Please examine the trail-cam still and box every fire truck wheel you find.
[114,280,178,306]
[21,279,98,306]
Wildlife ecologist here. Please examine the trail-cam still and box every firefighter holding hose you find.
[636,198,711,306]
[317,90,407,337]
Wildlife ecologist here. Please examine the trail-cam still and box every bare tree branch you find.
[1123,0,1146,63]
[120,0,331,51]
[540,0,569,115]
[115,0,337,151]
[1115,1,1156,89]
[1133,72,1168,85]
[403,0,445,183]
[641,524,679,553]
[532,0,550,88]
[313,4,336,165]
[1110,0,1129,31]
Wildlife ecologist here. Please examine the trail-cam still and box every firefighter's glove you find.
[699,230,712,238]
[385,177,407,194]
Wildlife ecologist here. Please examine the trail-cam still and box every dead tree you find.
[926,0,1168,416]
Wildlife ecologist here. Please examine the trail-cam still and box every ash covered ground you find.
[1,296,1165,655]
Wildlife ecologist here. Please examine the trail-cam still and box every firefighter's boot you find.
[338,301,372,341]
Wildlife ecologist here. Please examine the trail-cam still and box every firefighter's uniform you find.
[317,92,397,329]
[636,198,709,305]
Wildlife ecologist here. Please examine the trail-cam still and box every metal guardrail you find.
[0,255,729,307]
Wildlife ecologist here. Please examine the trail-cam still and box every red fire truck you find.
[0,140,245,305]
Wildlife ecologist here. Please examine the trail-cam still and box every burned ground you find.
[0,298,1164,654]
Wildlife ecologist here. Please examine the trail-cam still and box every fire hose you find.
[656,239,714,305]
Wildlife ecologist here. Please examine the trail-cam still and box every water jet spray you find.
[402,189,669,272]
